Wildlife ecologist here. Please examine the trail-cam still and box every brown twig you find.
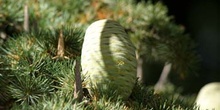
[57,30,65,57]
[74,57,83,102]
[154,62,172,93]
[24,4,29,32]
[52,29,69,59]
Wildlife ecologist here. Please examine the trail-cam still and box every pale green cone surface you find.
[196,82,220,110]
[81,19,137,99]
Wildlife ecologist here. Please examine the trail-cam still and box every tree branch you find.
[74,57,83,102]
[154,62,172,93]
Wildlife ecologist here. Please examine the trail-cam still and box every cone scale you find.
[81,19,136,99]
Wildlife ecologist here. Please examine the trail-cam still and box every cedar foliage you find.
[0,0,199,109]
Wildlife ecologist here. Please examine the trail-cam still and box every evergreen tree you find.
[0,0,199,109]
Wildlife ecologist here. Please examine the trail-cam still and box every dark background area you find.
[138,0,220,93]
[164,0,220,93]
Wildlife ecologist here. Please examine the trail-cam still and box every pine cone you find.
[81,19,137,100]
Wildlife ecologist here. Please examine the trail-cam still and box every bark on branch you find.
[24,4,29,32]
[74,57,83,102]
[154,62,172,93]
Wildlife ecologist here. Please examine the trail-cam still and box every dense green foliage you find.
[0,0,200,109]
[0,29,83,108]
